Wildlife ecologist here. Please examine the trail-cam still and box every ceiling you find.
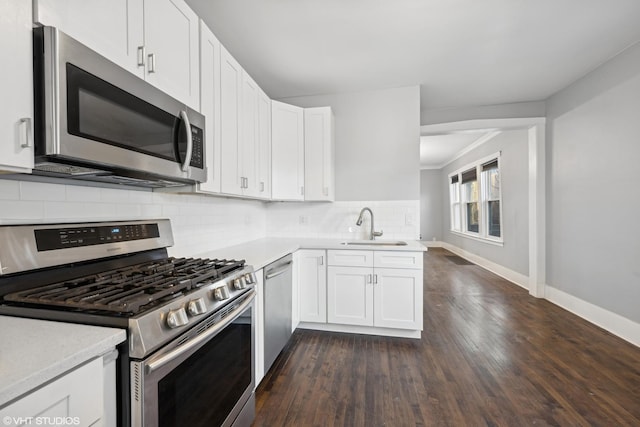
[420,131,498,169]
[186,0,640,112]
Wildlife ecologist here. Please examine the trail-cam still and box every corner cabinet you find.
[304,107,335,201]
[271,101,305,201]
[34,0,200,110]
[0,0,34,173]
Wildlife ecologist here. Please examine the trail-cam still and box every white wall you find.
[546,41,640,324]
[440,129,530,276]
[0,179,267,257]
[279,86,421,201]
[419,169,442,241]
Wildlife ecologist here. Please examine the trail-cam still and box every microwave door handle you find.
[179,110,193,172]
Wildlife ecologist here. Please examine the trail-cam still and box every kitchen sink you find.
[340,240,408,246]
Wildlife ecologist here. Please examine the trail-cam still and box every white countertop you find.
[0,316,125,407]
[196,238,427,271]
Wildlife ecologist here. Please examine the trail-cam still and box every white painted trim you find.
[545,285,640,347]
[528,123,546,298]
[296,322,421,339]
[421,117,546,135]
[450,230,504,246]
[439,241,529,290]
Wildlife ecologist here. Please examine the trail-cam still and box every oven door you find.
[131,291,255,427]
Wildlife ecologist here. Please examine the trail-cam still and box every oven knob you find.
[244,273,255,284]
[233,277,246,290]
[213,285,230,301]
[187,298,207,316]
[166,308,189,329]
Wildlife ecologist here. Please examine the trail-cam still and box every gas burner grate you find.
[4,257,245,315]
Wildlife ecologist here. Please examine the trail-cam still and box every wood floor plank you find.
[253,247,640,426]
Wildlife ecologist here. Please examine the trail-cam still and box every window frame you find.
[448,152,503,245]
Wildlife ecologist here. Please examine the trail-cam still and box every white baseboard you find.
[431,241,639,348]
[437,241,529,290]
[297,322,421,339]
[545,285,640,347]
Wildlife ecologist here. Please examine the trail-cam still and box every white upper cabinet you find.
[0,0,34,173]
[304,107,335,201]
[219,45,243,195]
[143,0,200,110]
[34,0,199,110]
[272,101,305,201]
[240,72,260,198]
[197,20,221,194]
[34,0,144,79]
[257,89,272,199]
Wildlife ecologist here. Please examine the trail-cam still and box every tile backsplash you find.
[0,179,267,257]
[0,179,420,254]
[266,200,420,240]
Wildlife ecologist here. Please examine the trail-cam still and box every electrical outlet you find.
[405,213,414,226]
[299,215,308,225]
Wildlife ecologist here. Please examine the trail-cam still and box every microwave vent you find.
[34,162,106,176]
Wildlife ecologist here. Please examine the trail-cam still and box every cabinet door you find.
[271,100,304,200]
[327,266,373,326]
[143,0,200,110]
[304,107,334,201]
[257,89,272,199]
[298,250,327,323]
[197,21,221,194]
[219,46,243,195]
[34,0,144,78]
[0,357,103,425]
[240,72,260,198]
[374,268,423,330]
[0,0,34,173]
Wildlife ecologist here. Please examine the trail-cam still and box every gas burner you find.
[3,257,246,315]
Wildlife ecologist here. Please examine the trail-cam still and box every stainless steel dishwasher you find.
[263,254,293,373]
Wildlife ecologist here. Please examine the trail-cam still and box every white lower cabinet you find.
[299,249,423,335]
[0,357,105,426]
[254,268,265,387]
[298,250,327,323]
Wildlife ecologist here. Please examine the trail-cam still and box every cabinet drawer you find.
[373,251,423,269]
[327,250,373,267]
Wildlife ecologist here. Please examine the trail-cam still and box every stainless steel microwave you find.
[33,26,206,188]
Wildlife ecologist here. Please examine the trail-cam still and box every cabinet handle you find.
[260,181,264,192]
[19,117,32,148]
[318,256,323,266]
[148,53,156,73]
[137,46,146,67]
[373,274,378,284]
[367,274,372,284]
[300,186,304,196]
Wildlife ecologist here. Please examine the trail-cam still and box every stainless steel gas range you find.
[0,219,255,427]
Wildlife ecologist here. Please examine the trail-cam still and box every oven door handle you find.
[145,290,255,375]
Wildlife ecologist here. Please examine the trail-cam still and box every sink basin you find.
[340,240,408,246]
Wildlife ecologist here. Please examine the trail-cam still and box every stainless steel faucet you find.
[356,207,383,240]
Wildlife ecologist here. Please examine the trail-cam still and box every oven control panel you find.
[35,223,160,251]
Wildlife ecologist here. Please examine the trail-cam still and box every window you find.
[448,153,502,243]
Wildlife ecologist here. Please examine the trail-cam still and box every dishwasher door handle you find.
[265,261,293,279]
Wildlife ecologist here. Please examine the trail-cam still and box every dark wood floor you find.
[253,248,640,426]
